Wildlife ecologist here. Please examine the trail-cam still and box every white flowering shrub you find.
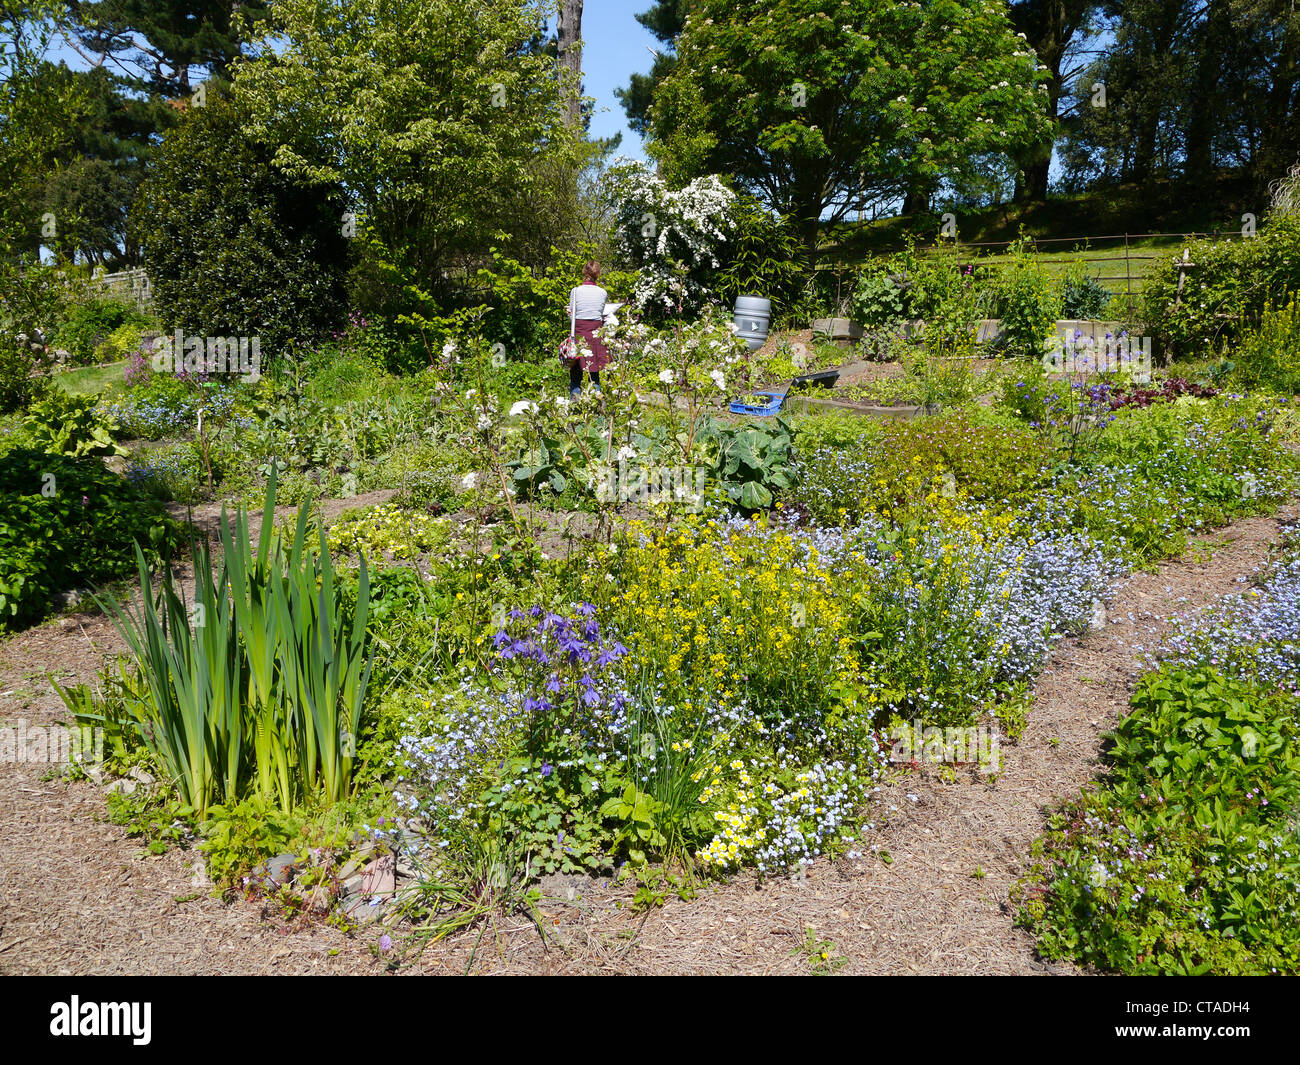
[610,158,735,317]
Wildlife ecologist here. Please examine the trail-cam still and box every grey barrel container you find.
[733,295,771,351]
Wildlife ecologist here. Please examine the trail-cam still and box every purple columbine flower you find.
[540,762,553,778]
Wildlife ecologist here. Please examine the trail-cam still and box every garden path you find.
[0,503,1293,974]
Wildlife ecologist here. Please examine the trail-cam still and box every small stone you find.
[360,855,396,899]
[84,765,104,785]
[344,895,382,924]
[337,842,377,883]
[395,859,418,880]
[189,857,209,888]
[53,588,82,610]
[266,853,297,885]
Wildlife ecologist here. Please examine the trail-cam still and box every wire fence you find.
[813,230,1244,319]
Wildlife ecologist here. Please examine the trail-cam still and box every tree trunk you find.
[1184,2,1231,184]
[1255,7,1298,194]
[901,188,931,215]
[1015,157,1052,203]
[557,0,585,128]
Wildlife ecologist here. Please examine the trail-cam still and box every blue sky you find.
[579,1,656,158]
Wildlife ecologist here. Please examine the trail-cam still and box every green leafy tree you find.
[42,156,128,266]
[647,0,1052,256]
[232,0,580,298]
[1,6,87,258]
[1060,1,1298,199]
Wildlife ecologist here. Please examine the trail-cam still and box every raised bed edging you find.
[784,394,925,420]
[821,318,1136,344]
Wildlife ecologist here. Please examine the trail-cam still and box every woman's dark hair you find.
[582,260,601,283]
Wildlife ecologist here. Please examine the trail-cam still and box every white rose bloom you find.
[509,400,537,416]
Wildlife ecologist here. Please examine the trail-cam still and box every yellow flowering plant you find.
[578,516,873,737]
[327,502,451,561]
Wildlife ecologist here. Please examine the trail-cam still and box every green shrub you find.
[1057,263,1111,320]
[1143,213,1300,360]
[1018,665,1300,974]
[0,261,68,412]
[0,332,52,414]
[53,297,145,366]
[849,259,907,329]
[992,236,1061,357]
[789,410,882,453]
[866,241,986,339]
[790,410,1050,525]
[0,449,174,629]
[132,88,349,364]
[97,321,145,363]
[713,194,810,327]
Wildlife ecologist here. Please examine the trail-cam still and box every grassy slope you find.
[818,173,1258,290]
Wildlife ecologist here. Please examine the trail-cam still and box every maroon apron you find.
[573,319,609,372]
